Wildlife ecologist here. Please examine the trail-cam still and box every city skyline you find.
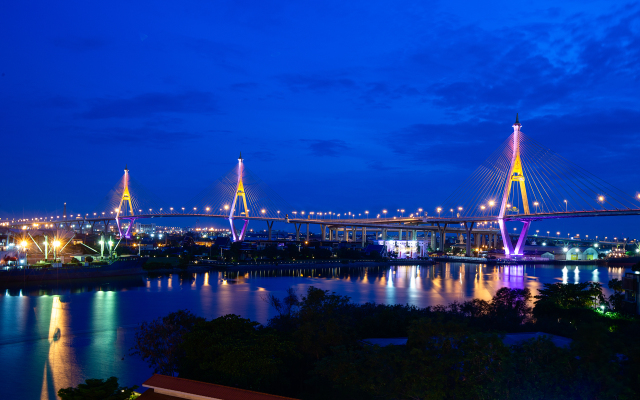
[2,0,639,238]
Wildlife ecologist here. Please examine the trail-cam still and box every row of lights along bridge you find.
[4,207,432,223]
[5,193,640,224]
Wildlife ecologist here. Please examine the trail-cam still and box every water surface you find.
[0,263,628,400]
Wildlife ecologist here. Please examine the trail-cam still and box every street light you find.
[20,241,27,266]
[533,201,539,213]
[365,211,369,219]
[53,240,61,262]
[437,207,442,217]
[564,199,567,212]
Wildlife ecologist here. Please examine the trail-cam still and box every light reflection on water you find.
[0,263,629,400]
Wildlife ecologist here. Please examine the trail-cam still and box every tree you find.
[262,244,280,260]
[130,310,204,376]
[534,282,605,315]
[314,247,333,260]
[607,278,626,312]
[180,314,299,396]
[58,377,138,400]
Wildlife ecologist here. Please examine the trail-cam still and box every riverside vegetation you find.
[62,279,639,399]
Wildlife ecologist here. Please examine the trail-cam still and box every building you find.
[138,374,299,400]
[564,246,600,261]
[377,240,428,259]
[135,223,156,234]
[623,272,640,314]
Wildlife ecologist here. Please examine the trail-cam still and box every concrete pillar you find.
[382,228,387,241]
[306,223,310,242]
[321,225,326,241]
[295,223,301,241]
[362,226,366,247]
[266,220,274,241]
[464,222,474,256]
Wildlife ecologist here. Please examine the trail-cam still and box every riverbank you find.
[202,258,435,271]
[432,256,611,266]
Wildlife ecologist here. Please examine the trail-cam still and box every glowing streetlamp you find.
[20,241,27,266]
[53,240,61,262]
[365,211,369,219]
[437,207,442,217]
[564,199,567,212]
[99,238,105,258]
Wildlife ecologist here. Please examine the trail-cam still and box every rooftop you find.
[139,374,299,400]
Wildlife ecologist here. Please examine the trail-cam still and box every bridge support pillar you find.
[499,219,531,257]
[362,227,366,247]
[306,223,309,242]
[437,223,448,252]
[382,229,387,241]
[321,225,326,241]
[266,220,274,241]
[230,219,250,242]
[464,222,475,256]
[294,223,301,242]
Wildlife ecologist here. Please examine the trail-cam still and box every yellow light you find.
[53,240,60,247]
[598,196,604,202]
[488,201,495,206]
[261,209,266,214]
[21,241,27,247]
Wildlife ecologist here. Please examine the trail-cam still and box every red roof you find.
[141,374,299,400]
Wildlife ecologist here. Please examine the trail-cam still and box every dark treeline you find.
[130,280,640,400]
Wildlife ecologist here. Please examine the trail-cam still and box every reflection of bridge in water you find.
[8,116,640,258]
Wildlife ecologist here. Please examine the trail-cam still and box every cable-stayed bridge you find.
[7,115,640,258]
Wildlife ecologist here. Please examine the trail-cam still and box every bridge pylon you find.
[229,153,250,242]
[115,165,137,239]
[499,114,531,257]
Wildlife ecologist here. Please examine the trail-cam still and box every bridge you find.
[6,115,640,259]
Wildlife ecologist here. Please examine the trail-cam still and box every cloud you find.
[411,4,640,117]
[301,139,350,157]
[79,91,216,119]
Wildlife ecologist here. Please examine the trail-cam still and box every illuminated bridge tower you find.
[116,165,137,239]
[498,114,531,257]
[229,152,250,242]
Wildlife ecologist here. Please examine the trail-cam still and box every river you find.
[0,262,629,400]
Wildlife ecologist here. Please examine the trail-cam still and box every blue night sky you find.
[1,1,640,238]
